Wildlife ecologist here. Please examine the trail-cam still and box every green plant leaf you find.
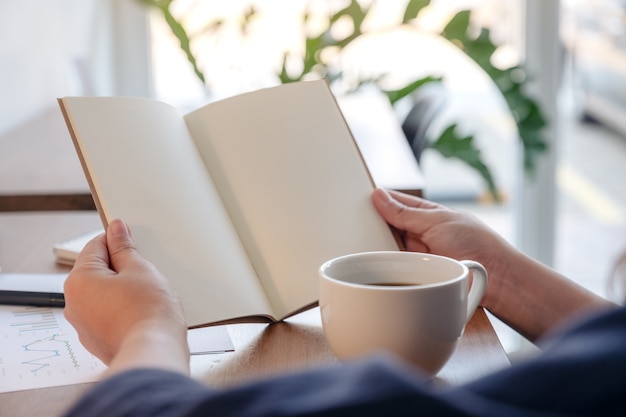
[429,124,500,201]
[441,10,470,41]
[402,0,430,24]
[439,10,548,175]
[383,76,442,105]
[278,53,295,84]
[142,0,549,201]
[140,0,206,85]
[461,29,497,70]
[328,0,367,48]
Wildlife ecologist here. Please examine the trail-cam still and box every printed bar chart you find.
[0,305,106,393]
[10,307,59,333]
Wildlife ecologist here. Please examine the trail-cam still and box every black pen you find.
[0,290,65,307]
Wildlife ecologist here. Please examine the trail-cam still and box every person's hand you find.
[371,188,612,340]
[371,188,514,288]
[64,219,189,374]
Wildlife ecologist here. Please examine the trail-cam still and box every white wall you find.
[0,0,150,134]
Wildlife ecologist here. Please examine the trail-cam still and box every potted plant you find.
[140,0,548,202]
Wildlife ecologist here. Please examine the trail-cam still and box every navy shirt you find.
[64,306,626,417]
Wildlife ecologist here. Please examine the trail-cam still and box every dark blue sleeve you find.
[63,307,626,417]
[63,357,472,417]
[447,306,626,417]
[62,368,210,417]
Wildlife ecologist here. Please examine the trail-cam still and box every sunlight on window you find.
[148,0,520,108]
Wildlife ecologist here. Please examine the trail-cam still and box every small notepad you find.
[53,229,103,265]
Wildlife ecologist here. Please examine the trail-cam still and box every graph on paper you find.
[0,305,106,393]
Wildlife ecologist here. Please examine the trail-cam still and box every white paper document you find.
[0,305,107,393]
[0,274,235,393]
[53,229,103,265]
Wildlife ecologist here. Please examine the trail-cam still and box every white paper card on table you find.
[0,274,234,393]
[0,273,67,293]
[0,304,107,393]
[53,229,103,265]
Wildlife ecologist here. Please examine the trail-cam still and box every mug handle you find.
[460,260,488,323]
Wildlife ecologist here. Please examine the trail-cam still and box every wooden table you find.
[0,212,509,417]
[0,104,507,416]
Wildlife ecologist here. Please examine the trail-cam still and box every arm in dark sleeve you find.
[62,369,210,417]
[450,306,626,417]
[63,357,473,417]
[64,307,626,417]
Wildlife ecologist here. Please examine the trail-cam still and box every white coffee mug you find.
[319,251,487,375]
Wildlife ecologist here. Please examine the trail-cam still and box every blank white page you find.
[185,81,399,318]
[60,97,272,326]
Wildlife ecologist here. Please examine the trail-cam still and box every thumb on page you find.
[106,219,140,272]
